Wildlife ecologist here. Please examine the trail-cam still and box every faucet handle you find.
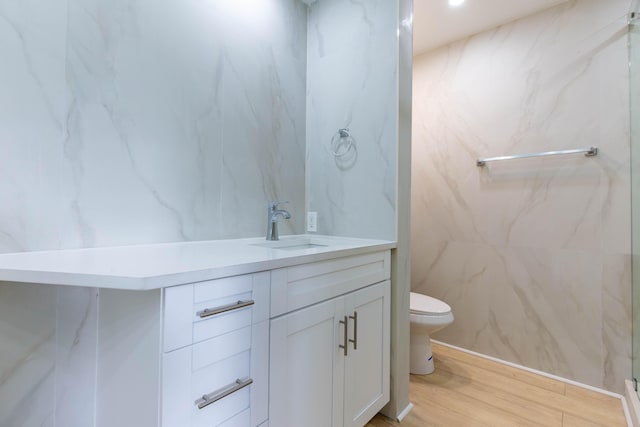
[269,201,289,209]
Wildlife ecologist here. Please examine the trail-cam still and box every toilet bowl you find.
[410,292,454,375]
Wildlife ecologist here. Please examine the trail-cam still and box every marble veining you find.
[306,0,397,241]
[0,0,66,255]
[0,0,309,424]
[602,254,632,391]
[0,283,57,427]
[412,0,631,392]
[219,0,306,238]
[59,0,307,249]
[54,287,97,427]
[63,0,224,247]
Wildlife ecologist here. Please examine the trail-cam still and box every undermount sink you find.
[250,236,329,251]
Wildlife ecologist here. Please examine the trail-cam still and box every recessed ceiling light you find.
[449,0,465,7]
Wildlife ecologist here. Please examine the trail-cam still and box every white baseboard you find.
[625,380,640,427]
[396,402,414,422]
[432,340,625,399]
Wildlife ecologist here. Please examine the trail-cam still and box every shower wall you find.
[412,0,631,392]
[0,0,307,425]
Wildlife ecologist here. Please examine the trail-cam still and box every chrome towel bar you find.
[476,146,598,167]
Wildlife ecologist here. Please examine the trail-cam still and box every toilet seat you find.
[410,292,451,315]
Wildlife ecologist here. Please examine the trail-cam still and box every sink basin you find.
[250,237,329,251]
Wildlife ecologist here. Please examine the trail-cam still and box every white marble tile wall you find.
[630,10,640,386]
[0,0,66,424]
[0,283,57,427]
[0,0,307,425]
[412,0,632,392]
[218,0,307,237]
[0,284,98,427]
[0,0,66,254]
[0,0,307,255]
[54,287,98,427]
[306,0,398,241]
[63,0,306,247]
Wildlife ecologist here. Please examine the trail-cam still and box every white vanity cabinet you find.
[0,235,395,427]
[268,251,391,427]
[161,272,270,427]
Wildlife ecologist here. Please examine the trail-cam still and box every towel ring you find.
[329,128,356,158]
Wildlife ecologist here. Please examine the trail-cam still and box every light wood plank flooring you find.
[366,343,627,427]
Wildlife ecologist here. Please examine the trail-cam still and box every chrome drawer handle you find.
[339,316,348,356]
[349,311,358,350]
[197,300,255,319]
[195,377,253,410]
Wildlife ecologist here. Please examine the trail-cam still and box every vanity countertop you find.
[0,235,395,290]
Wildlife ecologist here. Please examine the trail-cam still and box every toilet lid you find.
[410,292,451,315]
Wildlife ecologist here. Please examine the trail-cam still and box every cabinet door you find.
[343,281,390,427]
[269,297,345,427]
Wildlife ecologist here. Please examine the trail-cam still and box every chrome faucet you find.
[266,201,291,241]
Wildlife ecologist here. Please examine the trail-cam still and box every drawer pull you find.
[195,377,253,410]
[197,300,255,319]
[349,311,358,350]
[339,316,348,356]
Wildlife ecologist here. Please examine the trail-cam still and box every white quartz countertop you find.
[0,235,395,290]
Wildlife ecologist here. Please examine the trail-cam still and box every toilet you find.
[410,292,454,375]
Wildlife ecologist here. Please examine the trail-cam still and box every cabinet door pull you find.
[197,299,255,319]
[195,377,253,410]
[349,311,358,350]
[339,316,348,356]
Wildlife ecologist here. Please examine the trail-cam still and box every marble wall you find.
[412,0,632,392]
[0,0,307,425]
[63,0,307,247]
[1,0,306,252]
[306,0,398,241]
[632,5,640,388]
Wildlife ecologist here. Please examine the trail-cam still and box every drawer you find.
[162,321,269,427]
[219,408,250,427]
[164,272,270,352]
[270,250,390,317]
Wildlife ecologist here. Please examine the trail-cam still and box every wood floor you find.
[366,343,628,427]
